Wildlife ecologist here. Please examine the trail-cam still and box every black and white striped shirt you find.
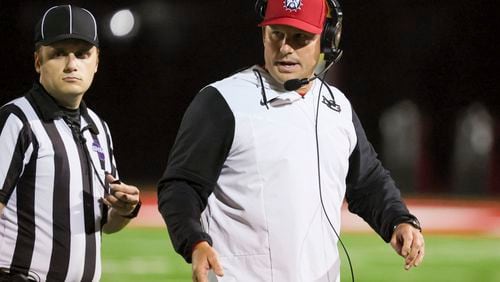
[0,82,117,281]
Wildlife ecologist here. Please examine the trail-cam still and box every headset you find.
[255,0,343,62]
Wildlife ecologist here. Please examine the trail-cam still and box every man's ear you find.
[95,49,99,73]
[34,51,41,74]
[262,26,266,44]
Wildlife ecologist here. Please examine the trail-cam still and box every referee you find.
[0,5,140,281]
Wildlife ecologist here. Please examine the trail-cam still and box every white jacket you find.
[158,65,415,282]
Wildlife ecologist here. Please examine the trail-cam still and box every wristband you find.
[394,218,422,232]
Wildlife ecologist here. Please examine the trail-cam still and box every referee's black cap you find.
[34,5,99,47]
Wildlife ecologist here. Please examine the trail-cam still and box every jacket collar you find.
[250,66,316,106]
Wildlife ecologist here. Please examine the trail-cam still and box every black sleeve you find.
[157,86,235,263]
[346,110,419,242]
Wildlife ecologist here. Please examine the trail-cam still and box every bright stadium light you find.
[110,9,135,37]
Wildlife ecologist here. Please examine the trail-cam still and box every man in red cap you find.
[0,5,141,281]
[158,0,425,281]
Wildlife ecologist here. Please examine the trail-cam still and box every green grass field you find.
[101,227,500,282]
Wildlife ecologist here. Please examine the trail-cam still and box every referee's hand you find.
[103,174,140,217]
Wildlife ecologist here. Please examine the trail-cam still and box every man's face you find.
[35,39,98,108]
[263,25,321,87]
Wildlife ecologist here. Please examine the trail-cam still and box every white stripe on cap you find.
[40,6,59,39]
[81,8,98,40]
[68,5,72,34]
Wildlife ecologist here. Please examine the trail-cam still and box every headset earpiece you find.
[320,18,336,57]
[321,0,343,62]
[255,0,267,22]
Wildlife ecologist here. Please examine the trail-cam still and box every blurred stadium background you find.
[1,1,499,281]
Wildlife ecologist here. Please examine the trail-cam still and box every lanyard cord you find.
[316,70,355,282]
[253,68,270,110]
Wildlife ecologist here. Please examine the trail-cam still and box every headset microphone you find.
[283,50,343,91]
[284,78,309,92]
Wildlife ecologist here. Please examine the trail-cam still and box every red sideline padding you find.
[133,192,500,236]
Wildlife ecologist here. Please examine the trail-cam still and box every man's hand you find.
[192,241,224,282]
[390,223,425,270]
[103,174,140,217]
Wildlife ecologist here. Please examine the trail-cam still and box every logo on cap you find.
[284,0,302,12]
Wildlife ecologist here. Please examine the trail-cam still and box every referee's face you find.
[262,25,321,91]
[35,39,99,109]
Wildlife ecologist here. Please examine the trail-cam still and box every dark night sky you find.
[1,1,499,191]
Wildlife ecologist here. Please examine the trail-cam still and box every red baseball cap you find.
[258,0,327,34]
